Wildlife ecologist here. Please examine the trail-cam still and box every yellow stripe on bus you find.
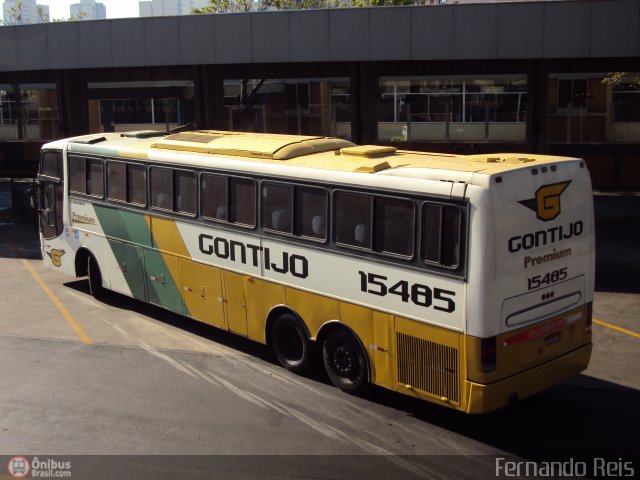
[147,216,198,312]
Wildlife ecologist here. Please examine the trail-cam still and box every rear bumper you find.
[465,343,592,414]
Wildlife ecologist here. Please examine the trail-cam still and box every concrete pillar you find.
[193,65,224,130]
[56,70,89,137]
[351,62,378,145]
[527,60,549,154]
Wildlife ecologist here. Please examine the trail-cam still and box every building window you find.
[378,76,527,143]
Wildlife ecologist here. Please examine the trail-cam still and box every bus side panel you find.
[372,311,395,390]
[179,259,226,330]
[222,270,249,336]
[144,249,186,315]
[91,203,152,299]
[245,277,287,343]
[146,216,190,315]
[284,288,340,341]
[108,240,147,301]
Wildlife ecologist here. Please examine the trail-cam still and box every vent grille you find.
[397,333,459,404]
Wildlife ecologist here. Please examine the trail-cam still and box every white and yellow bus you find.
[35,130,594,413]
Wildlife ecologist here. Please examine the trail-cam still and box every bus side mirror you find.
[27,184,38,210]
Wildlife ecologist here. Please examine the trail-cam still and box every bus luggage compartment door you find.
[144,249,185,315]
[179,259,226,330]
[222,270,248,336]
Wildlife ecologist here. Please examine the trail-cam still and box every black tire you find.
[271,314,313,375]
[322,328,369,394]
[88,255,105,301]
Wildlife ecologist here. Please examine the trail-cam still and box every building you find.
[139,0,210,17]
[70,0,107,21]
[0,1,638,188]
[2,0,49,25]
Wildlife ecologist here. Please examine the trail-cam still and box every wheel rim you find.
[332,344,357,378]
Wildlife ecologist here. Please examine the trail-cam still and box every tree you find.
[192,1,421,15]
[602,72,640,88]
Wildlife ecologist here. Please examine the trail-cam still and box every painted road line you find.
[593,318,640,339]
[11,243,94,345]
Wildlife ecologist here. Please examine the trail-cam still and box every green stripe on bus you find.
[93,205,152,247]
[93,205,188,315]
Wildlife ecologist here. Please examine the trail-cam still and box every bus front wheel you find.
[88,255,105,301]
[322,328,369,394]
[271,314,312,375]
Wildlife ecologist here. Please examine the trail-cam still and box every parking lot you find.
[0,183,638,479]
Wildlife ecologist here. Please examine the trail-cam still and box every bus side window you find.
[335,192,372,249]
[68,156,103,198]
[175,170,196,215]
[262,182,292,234]
[128,164,147,206]
[151,167,173,211]
[296,186,327,240]
[69,156,86,194]
[107,162,126,202]
[229,177,256,227]
[374,197,415,257]
[201,174,228,221]
[422,204,461,268]
[86,159,104,197]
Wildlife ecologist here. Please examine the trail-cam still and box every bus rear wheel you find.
[322,328,369,394]
[271,314,312,375]
[88,255,105,301]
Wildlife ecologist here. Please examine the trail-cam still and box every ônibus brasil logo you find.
[519,181,572,222]
[7,456,30,478]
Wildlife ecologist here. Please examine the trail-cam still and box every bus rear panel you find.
[464,157,594,413]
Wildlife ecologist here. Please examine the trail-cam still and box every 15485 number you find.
[527,267,568,290]
[358,271,456,313]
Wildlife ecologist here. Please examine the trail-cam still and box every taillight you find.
[480,336,497,373]
[585,302,593,332]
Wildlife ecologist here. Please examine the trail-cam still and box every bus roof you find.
[58,130,580,182]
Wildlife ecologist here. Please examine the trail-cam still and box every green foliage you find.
[192,0,420,14]
[601,73,640,87]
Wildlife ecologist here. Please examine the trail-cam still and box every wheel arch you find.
[74,247,93,278]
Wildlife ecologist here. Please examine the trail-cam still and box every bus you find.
[34,130,594,413]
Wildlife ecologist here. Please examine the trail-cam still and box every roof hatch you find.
[151,130,354,160]
[340,145,397,157]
